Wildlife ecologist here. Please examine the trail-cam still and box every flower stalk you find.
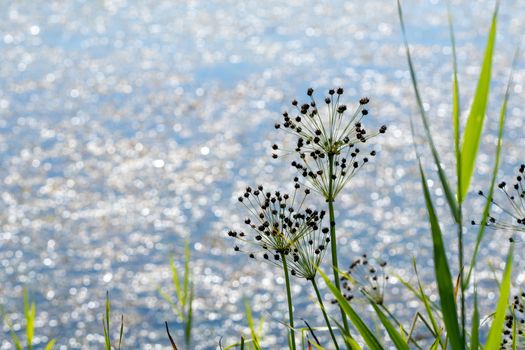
[281,252,296,350]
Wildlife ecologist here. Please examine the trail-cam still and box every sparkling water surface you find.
[1,0,525,348]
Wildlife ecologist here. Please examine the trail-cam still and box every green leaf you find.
[184,282,194,347]
[418,162,463,350]
[318,269,384,350]
[118,314,124,350]
[244,299,262,350]
[412,260,442,345]
[484,244,514,348]
[170,258,183,305]
[447,2,462,202]
[470,286,480,350]
[370,303,410,350]
[332,319,363,350]
[183,240,190,306]
[459,2,499,200]
[23,290,35,349]
[44,339,56,350]
[465,43,520,287]
[397,0,460,223]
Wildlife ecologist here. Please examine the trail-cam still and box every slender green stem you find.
[458,204,465,347]
[311,279,340,350]
[327,153,350,334]
[281,253,296,350]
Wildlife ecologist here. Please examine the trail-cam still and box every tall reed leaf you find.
[318,269,384,350]
[459,2,499,200]
[465,44,520,287]
[418,162,463,350]
[484,244,514,349]
[396,0,459,222]
[447,2,461,201]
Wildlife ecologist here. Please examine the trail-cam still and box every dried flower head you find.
[338,254,389,305]
[473,164,525,242]
[501,291,525,349]
[273,88,386,200]
[227,184,330,279]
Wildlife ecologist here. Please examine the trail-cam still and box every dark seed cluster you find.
[333,254,389,305]
[273,88,386,200]
[473,164,525,242]
[500,291,525,349]
[227,184,330,280]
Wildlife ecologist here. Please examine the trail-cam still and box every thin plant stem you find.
[458,204,465,347]
[311,278,340,350]
[281,252,296,350]
[327,153,350,334]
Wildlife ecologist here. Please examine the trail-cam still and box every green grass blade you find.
[465,44,520,287]
[412,260,441,342]
[118,314,124,350]
[484,244,514,349]
[418,162,463,350]
[44,339,56,350]
[447,1,462,202]
[184,282,194,347]
[102,317,110,350]
[459,1,499,200]
[370,303,410,350]
[332,319,363,350]
[170,258,183,305]
[103,291,111,350]
[106,292,111,343]
[24,290,35,349]
[183,240,190,306]
[319,269,384,350]
[470,285,480,350]
[397,0,459,223]
[244,299,261,350]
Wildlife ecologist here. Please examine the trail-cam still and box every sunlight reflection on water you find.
[0,0,524,348]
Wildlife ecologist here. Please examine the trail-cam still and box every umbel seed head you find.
[271,87,387,201]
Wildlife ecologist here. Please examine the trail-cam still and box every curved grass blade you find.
[459,1,499,200]
[318,269,384,350]
[332,319,363,350]
[44,339,56,350]
[370,303,410,350]
[418,162,463,350]
[465,43,521,287]
[484,244,514,349]
[397,0,459,223]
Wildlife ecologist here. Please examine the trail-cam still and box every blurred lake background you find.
[1,0,524,348]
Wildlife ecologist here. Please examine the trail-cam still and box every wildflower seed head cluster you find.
[338,254,389,305]
[227,183,330,279]
[474,164,525,241]
[273,88,386,200]
[501,291,525,349]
